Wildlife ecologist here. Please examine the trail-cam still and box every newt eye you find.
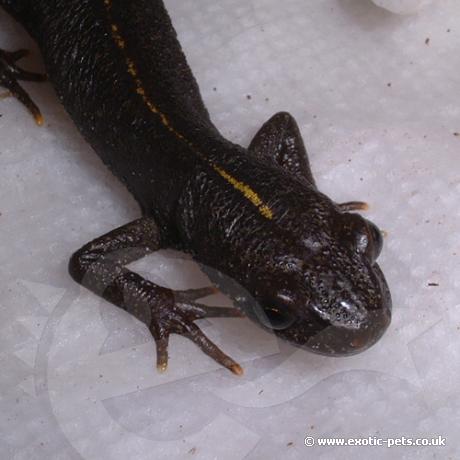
[356,221,383,263]
[260,306,296,330]
[339,214,383,263]
[364,221,383,262]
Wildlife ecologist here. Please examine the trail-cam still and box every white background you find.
[1,0,459,458]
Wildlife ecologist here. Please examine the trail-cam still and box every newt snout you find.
[263,259,392,356]
[301,303,391,356]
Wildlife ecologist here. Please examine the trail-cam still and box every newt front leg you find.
[0,47,46,124]
[249,112,370,213]
[68,217,244,375]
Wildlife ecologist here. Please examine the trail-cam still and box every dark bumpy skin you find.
[0,0,392,374]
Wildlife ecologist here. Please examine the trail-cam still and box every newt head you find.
[238,209,392,356]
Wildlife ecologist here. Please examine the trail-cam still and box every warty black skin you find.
[0,0,392,374]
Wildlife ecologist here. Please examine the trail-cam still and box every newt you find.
[0,0,391,375]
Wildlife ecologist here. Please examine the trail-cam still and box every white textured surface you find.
[1,1,459,459]
[372,0,435,15]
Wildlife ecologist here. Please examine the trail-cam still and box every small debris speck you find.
[454,132,460,137]
[213,87,217,92]
[387,82,392,87]
[287,442,294,447]
[188,447,197,455]
[258,389,264,395]
[425,38,430,45]
[447,29,451,33]
[265,97,269,102]
[428,283,439,287]
[246,94,252,100]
